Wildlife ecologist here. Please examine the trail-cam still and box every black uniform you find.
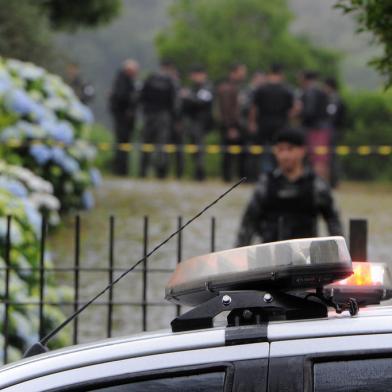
[139,73,177,178]
[253,82,294,144]
[301,86,329,129]
[181,82,213,180]
[236,168,343,246]
[252,82,294,177]
[109,70,138,175]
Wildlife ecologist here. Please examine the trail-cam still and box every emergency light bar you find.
[326,262,392,305]
[166,236,352,306]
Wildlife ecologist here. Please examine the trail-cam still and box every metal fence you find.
[1,214,218,364]
[1,214,366,365]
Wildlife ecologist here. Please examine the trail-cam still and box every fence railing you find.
[1,214,218,365]
[1,214,367,365]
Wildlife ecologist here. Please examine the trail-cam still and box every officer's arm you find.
[169,81,177,114]
[248,104,258,134]
[110,73,127,107]
[236,177,267,247]
[315,178,344,236]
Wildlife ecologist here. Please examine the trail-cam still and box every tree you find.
[0,1,54,67]
[41,0,122,31]
[336,0,392,87]
[156,0,340,80]
[0,0,122,70]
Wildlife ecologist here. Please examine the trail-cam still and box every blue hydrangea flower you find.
[4,89,35,116]
[29,144,52,166]
[51,146,79,174]
[81,190,94,210]
[40,120,74,144]
[69,102,94,124]
[89,168,102,187]
[61,156,80,174]
[0,74,11,94]
[0,126,22,142]
[0,177,28,198]
[29,101,47,122]
[51,146,67,164]
[17,121,46,139]
[21,199,42,235]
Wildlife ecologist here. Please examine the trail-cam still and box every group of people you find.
[109,59,345,185]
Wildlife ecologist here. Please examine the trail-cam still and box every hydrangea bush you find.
[0,58,100,211]
[0,163,72,362]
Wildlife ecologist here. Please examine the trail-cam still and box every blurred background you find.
[1,0,392,362]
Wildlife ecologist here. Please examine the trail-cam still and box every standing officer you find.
[109,59,139,176]
[299,71,330,181]
[139,60,177,179]
[242,70,266,182]
[66,62,95,105]
[217,63,248,182]
[236,128,343,246]
[180,65,213,181]
[248,64,294,177]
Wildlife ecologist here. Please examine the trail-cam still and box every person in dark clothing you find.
[324,78,346,188]
[241,70,266,182]
[236,128,343,246]
[180,65,214,181]
[66,63,95,105]
[169,66,185,179]
[139,60,177,179]
[109,59,139,176]
[217,63,248,182]
[299,71,330,181]
[249,64,294,176]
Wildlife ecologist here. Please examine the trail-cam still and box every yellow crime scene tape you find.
[2,139,392,156]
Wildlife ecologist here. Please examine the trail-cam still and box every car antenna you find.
[24,177,247,358]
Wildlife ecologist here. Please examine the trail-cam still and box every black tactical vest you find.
[261,172,318,242]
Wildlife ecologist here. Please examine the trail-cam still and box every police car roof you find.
[2,304,392,389]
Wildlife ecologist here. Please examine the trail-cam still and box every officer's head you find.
[189,64,208,84]
[299,70,318,88]
[160,59,177,77]
[268,63,285,83]
[229,63,248,82]
[123,59,139,77]
[273,129,306,173]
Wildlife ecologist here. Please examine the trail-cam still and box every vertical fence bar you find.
[73,215,80,345]
[176,216,183,317]
[39,216,47,340]
[349,219,368,262]
[107,216,115,338]
[142,216,148,332]
[3,216,11,365]
[210,217,216,252]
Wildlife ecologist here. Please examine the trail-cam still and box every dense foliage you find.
[336,0,392,87]
[0,56,102,362]
[0,1,55,68]
[0,58,100,211]
[341,90,392,180]
[0,0,121,71]
[42,0,122,31]
[0,163,72,362]
[156,0,340,80]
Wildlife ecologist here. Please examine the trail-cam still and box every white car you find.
[1,237,392,392]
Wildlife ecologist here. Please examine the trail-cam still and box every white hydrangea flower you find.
[29,192,60,211]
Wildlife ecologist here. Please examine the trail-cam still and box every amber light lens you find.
[336,262,384,287]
